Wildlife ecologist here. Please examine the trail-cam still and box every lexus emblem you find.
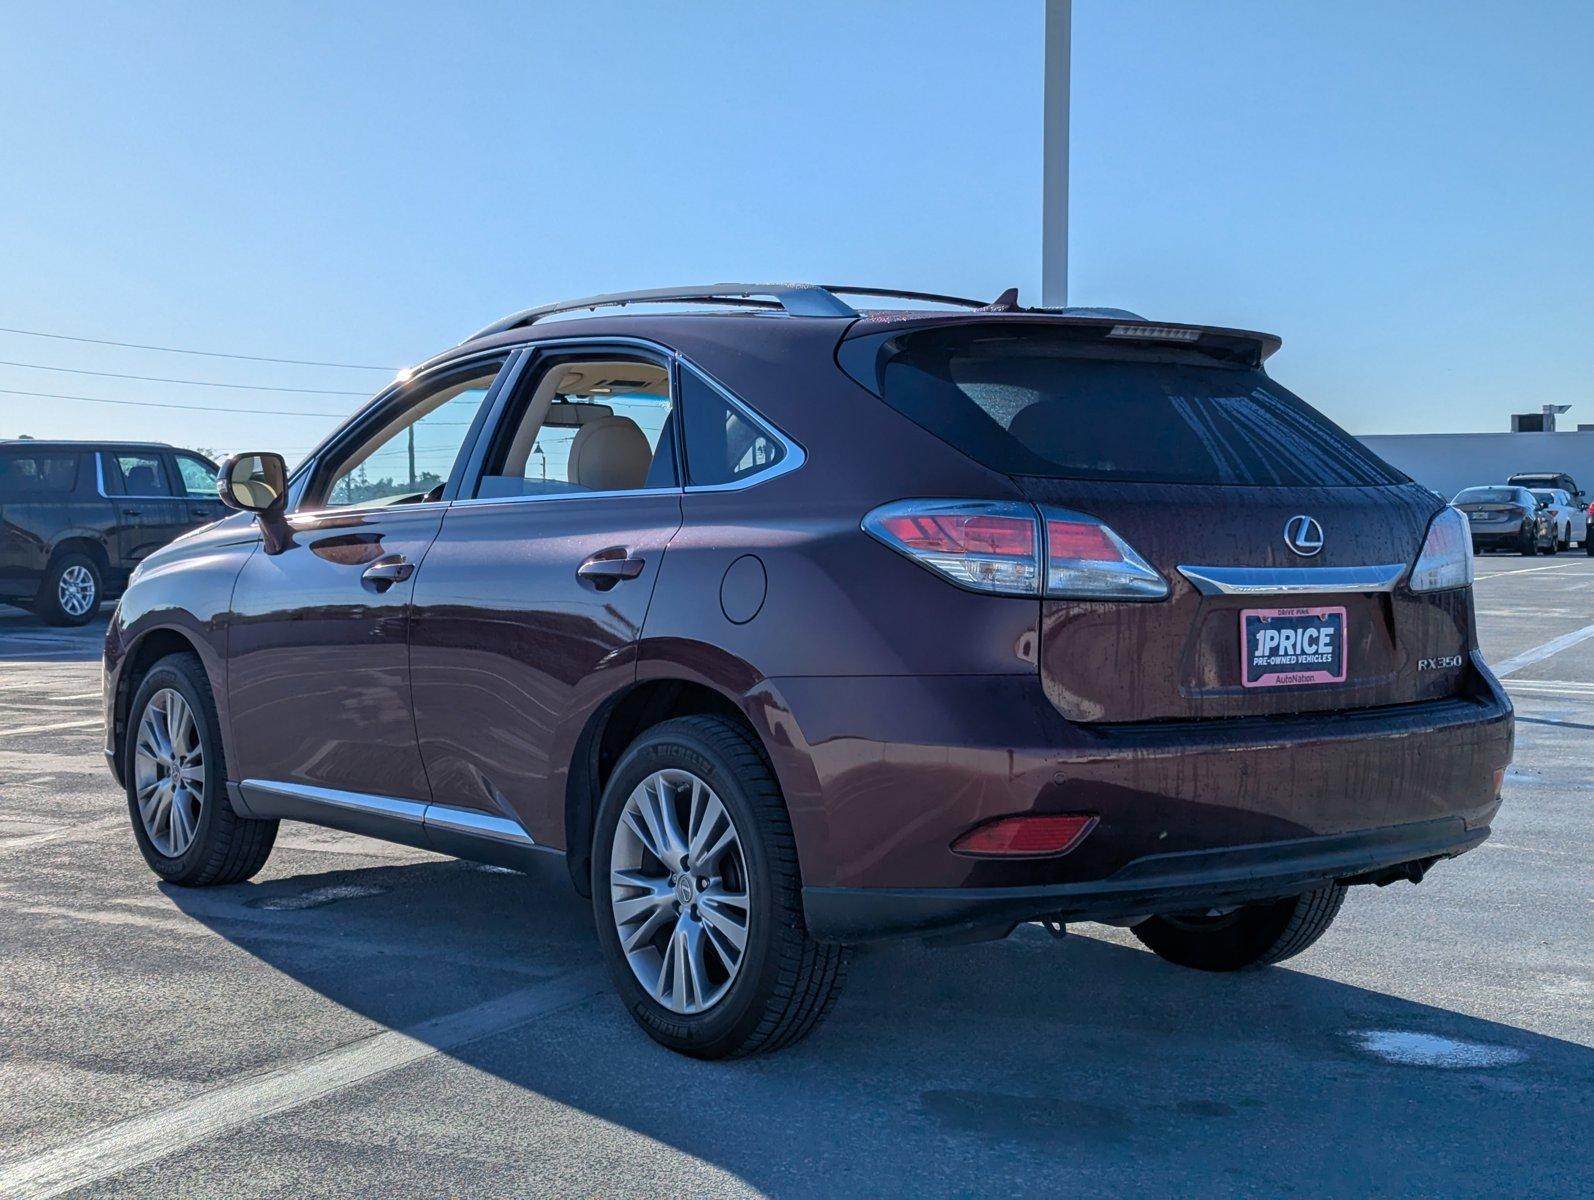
[1284,514,1325,557]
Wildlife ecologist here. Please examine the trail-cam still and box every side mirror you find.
[216,452,292,554]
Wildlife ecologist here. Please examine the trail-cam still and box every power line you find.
[0,359,372,395]
[0,325,396,371]
[0,386,350,418]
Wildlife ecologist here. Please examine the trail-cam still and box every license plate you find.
[1240,606,1347,688]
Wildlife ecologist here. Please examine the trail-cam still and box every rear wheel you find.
[125,652,277,885]
[1558,524,1570,552]
[36,553,101,625]
[591,715,847,1058]
[1586,532,1593,556]
[1132,884,1347,971]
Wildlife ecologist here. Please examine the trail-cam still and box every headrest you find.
[567,416,651,492]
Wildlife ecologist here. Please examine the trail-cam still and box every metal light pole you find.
[1042,0,1071,308]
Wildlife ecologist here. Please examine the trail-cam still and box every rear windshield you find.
[840,325,1406,487]
[1454,487,1521,505]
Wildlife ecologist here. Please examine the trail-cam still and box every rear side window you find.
[840,324,1405,487]
[679,367,786,487]
[105,452,173,496]
[0,451,80,497]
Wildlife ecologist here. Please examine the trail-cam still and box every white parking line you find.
[1474,561,1590,581]
[1491,623,1594,678]
[0,969,605,1200]
[0,717,102,737]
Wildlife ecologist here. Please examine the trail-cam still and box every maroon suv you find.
[103,284,1512,1058]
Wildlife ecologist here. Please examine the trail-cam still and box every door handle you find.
[190,506,215,519]
[361,555,415,587]
[120,507,142,517]
[577,549,645,589]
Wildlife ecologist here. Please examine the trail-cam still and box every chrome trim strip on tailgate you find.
[1177,563,1408,596]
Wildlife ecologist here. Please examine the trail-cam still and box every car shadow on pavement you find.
[0,606,106,663]
[165,854,1593,1198]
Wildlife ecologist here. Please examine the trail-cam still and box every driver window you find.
[474,357,677,499]
[318,360,505,509]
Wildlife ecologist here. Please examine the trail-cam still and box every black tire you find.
[1518,527,1537,557]
[1132,884,1347,971]
[125,652,277,886]
[1558,525,1570,552]
[35,552,102,626]
[1585,533,1593,556]
[591,715,847,1058]
[1542,531,1558,556]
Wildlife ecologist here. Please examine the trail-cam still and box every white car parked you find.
[1529,488,1589,551]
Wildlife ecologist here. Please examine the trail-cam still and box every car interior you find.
[476,360,674,499]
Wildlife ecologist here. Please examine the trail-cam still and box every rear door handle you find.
[577,549,645,589]
[120,507,142,517]
[361,555,415,587]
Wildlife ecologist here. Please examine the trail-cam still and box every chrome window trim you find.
[1177,563,1409,596]
[287,500,453,530]
[676,360,806,493]
[445,336,804,509]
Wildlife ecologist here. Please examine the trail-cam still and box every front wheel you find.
[1585,532,1593,556]
[1519,527,1538,556]
[126,652,277,885]
[591,715,847,1058]
[1131,884,1347,971]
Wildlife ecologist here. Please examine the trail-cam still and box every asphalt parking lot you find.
[1,556,1590,1198]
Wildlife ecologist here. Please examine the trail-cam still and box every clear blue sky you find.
[1,0,1589,458]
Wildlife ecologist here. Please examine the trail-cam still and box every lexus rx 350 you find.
[103,284,1513,1058]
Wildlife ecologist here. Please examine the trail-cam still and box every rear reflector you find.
[951,813,1098,858]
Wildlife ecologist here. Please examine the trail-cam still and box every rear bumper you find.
[763,651,1512,939]
[805,816,1488,941]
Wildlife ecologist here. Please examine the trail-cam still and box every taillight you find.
[863,500,1168,601]
[1409,505,1474,592]
[952,813,1098,858]
[863,500,1040,595]
[1502,505,1527,518]
[1040,507,1169,600]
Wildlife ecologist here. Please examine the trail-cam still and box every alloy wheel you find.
[609,768,751,1014]
[57,564,96,617]
[133,688,205,857]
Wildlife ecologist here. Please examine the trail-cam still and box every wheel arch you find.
[560,640,830,900]
[48,535,112,578]
[110,625,210,785]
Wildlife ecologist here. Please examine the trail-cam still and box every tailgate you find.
[1018,478,1470,722]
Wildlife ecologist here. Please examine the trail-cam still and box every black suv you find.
[0,440,224,624]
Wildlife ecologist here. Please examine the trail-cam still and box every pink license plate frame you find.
[1239,605,1348,688]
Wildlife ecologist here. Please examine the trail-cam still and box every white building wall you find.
[1355,431,1594,502]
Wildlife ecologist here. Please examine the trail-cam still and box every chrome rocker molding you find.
[232,779,555,871]
[1177,563,1409,596]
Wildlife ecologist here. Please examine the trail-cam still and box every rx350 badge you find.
[1419,655,1464,671]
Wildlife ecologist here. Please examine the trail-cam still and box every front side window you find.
[0,451,80,497]
[174,453,219,499]
[106,452,172,496]
[315,360,506,509]
[474,356,677,498]
[678,367,785,487]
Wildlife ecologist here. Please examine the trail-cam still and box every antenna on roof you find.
[986,288,1021,312]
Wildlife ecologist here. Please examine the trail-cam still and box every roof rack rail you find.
[465,283,859,342]
[817,285,997,310]
[463,284,1146,344]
